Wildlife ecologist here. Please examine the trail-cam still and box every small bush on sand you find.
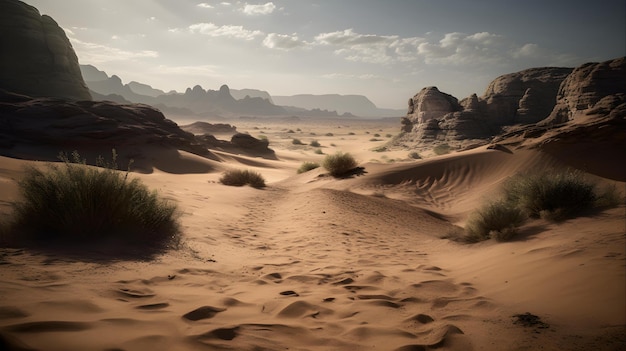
[297,162,320,174]
[408,151,422,159]
[292,138,304,145]
[465,201,526,242]
[219,169,266,188]
[310,140,321,147]
[5,151,180,250]
[323,152,358,177]
[314,149,324,155]
[433,143,451,155]
[503,170,596,221]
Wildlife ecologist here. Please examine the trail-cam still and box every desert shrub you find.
[408,151,422,159]
[433,143,451,155]
[258,134,268,140]
[465,200,526,242]
[373,133,380,137]
[219,169,266,188]
[322,152,358,177]
[348,132,355,135]
[372,146,387,152]
[310,140,321,147]
[369,138,382,142]
[594,183,623,208]
[503,170,596,220]
[292,138,304,145]
[297,162,320,174]
[386,134,393,138]
[330,143,336,147]
[325,132,334,137]
[5,151,180,250]
[287,129,295,133]
[314,149,324,155]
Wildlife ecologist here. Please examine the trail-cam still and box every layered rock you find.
[196,132,275,159]
[0,0,91,100]
[544,57,626,124]
[0,90,212,163]
[400,67,574,141]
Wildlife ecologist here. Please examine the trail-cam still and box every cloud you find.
[242,2,276,15]
[321,73,382,80]
[314,28,420,64]
[197,3,214,8]
[68,38,158,64]
[263,33,306,50]
[189,23,264,40]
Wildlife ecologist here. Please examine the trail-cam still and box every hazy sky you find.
[27,0,625,108]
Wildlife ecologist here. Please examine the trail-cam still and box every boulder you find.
[0,0,91,100]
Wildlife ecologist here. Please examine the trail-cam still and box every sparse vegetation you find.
[314,149,324,155]
[287,129,295,133]
[310,140,321,147]
[322,151,358,177]
[258,134,268,140]
[465,201,526,242]
[369,138,382,142]
[433,143,451,155]
[292,138,304,145]
[219,169,266,188]
[464,169,621,242]
[297,162,320,174]
[372,146,387,152]
[325,132,334,137]
[3,151,181,251]
[373,133,380,137]
[386,134,393,138]
[348,132,355,135]
[503,170,597,221]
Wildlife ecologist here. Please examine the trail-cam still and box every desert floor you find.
[0,117,624,351]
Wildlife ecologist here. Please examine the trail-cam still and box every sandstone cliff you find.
[0,0,91,100]
[544,57,626,124]
[400,67,576,141]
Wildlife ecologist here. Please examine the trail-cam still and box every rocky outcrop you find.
[180,121,237,135]
[0,90,212,163]
[400,67,574,141]
[544,57,626,124]
[0,0,91,100]
[196,132,275,159]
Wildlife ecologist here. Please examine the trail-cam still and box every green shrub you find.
[219,169,266,188]
[322,152,358,177]
[292,138,304,145]
[503,170,596,220]
[297,162,320,174]
[465,201,526,242]
[5,151,180,250]
[310,140,321,147]
[433,143,451,155]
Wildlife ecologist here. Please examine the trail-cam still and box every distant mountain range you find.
[79,65,404,118]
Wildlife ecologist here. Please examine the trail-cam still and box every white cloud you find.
[263,33,306,50]
[68,38,158,64]
[197,3,214,8]
[221,2,231,5]
[242,2,276,15]
[314,29,418,64]
[189,23,264,40]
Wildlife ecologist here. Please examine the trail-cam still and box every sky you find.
[26,0,626,109]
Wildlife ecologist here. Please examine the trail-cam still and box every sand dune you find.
[0,119,624,350]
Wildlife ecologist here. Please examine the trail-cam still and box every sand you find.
[0,117,624,351]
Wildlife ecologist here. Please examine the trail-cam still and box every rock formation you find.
[400,67,575,141]
[0,0,91,100]
[195,132,275,159]
[0,90,213,166]
[544,57,626,124]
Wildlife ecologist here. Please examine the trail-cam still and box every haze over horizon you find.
[26,0,625,109]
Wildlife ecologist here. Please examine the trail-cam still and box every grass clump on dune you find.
[219,169,266,188]
[465,201,526,242]
[503,170,598,221]
[465,169,621,242]
[3,151,181,251]
[297,162,320,174]
[322,151,358,177]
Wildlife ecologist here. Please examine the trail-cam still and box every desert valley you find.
[1,1,625,350]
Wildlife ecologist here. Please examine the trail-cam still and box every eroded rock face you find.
[545,57,626,124]
[400,67,574,141]
[0,91,210,162]
[0,0,91,100]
